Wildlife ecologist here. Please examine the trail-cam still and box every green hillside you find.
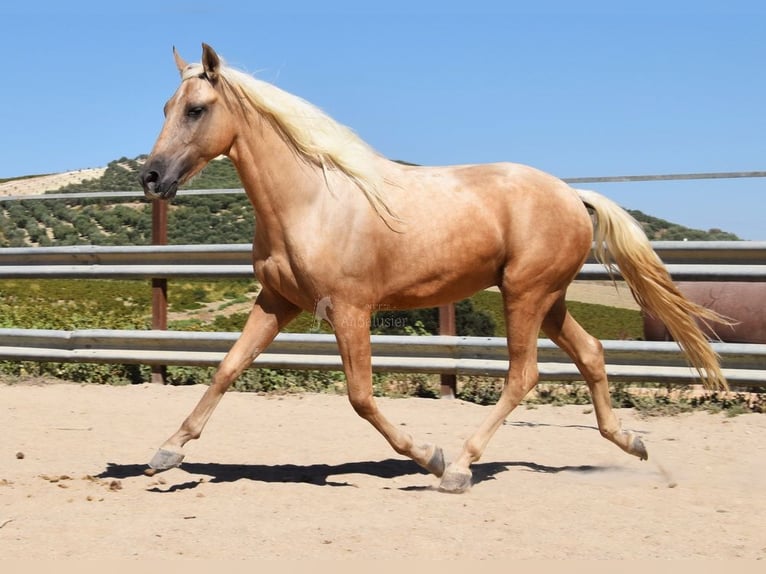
[0,157,252,247]
[0,155,740,247]
[626,209,739,241]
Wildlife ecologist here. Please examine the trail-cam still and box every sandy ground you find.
[1,381,763,560]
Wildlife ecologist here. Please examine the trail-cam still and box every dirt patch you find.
[487,280,640,311]
[1,382,763,559]
[167,298,258,325]
[567,280,640,310]
[0,168,107,197]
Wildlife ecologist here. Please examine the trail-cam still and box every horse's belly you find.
[377,258,500,309]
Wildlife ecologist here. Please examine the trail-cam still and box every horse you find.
[139,43,728,493]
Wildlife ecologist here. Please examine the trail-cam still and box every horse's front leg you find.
[146,287,299,474]
[332,304,446,478]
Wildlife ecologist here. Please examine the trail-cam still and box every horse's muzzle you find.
[139,161,179,200]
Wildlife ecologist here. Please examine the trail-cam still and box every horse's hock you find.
[643,282,766,344]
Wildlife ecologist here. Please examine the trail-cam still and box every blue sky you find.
[2,1,764,239]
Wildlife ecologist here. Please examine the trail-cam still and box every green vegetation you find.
[456,377,763,416]
[469,290,643,340]
[0,157,253,247]
[627,209,739,241]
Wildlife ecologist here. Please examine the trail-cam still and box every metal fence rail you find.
[1,241,765,280]
[0,328,764,386]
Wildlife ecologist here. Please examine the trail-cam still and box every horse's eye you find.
[187,106,206,119]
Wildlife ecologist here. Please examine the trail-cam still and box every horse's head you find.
[140,43,236,200]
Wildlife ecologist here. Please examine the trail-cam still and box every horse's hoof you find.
[620,431,648,461]
[438,463,472,493]
[147,448,185,473]
[630,435,648,461]
[423,445,446,477]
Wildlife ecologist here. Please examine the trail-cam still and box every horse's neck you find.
[228,119,390,245]
[228,121,327,231]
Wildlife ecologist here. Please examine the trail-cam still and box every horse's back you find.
[365,161,594,306]
[397,161,588,225]
[393,160,593,261]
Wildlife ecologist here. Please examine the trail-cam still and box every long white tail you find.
[576,188,729,391]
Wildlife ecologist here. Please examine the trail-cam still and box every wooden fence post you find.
[151,200,168,384]
[438,303,456,398]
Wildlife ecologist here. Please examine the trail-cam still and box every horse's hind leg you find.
[147,287,299,473]
[332,304,446,477]
[542,296,648,460]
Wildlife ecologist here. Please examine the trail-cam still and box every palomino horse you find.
[139,44,727,493]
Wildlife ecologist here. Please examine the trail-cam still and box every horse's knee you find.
[211,362,241,389]
[348,391,376,419]
[503,363,540,402]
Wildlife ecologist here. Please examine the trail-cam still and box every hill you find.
[0,157,252,246]
[0,155,740,247]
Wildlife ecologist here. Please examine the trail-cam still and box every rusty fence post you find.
[151,199,168,384]
[438,303,457,399]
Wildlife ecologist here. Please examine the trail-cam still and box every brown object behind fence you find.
[643,282,766,344]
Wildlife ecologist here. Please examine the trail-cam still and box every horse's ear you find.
[173,46,188,76]
[201,43,221,83]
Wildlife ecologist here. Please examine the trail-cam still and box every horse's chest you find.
[255,254,295,288]
[254,253,318,307]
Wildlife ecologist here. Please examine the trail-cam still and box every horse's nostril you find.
[140,169,161,192]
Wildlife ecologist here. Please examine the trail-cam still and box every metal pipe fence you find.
[1,241,765,280]
[0,328,763,386]
[0,241,764,387]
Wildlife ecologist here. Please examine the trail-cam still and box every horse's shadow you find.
[97,457,610,492]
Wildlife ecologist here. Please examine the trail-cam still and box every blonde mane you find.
[182,62,399,224]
